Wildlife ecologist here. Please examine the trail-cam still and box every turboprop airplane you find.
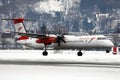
[2,18,114,56]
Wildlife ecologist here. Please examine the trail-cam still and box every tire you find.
[106,49,110,53]
[77,52,83,56]
[43,51,48,56]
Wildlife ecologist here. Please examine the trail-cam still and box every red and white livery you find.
[2,18,114,56]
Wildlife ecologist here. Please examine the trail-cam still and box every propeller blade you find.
[57,35,66,47]
[60,37,66,43]
[58,41,60,47]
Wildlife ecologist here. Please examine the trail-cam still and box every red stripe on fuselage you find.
[13,18,24,24]
[18,36,29,40]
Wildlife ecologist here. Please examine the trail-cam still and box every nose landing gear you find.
[77,50,83,56]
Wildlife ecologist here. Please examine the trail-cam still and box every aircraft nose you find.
[107,40,114,47]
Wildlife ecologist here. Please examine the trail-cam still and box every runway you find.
[0,50,120,80]
[0,60,120,68]
[0,61,120,80]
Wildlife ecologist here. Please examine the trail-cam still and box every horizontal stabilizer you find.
[1,18,36,21]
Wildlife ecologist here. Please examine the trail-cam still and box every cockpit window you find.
[97,37,106,40]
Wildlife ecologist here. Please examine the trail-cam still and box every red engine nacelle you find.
[36,37,57,45]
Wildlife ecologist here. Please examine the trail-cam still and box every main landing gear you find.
[43,51,48,56]
[77,50,83,56]
[42,45,48,56]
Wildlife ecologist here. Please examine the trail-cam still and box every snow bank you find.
[0,50,120,63]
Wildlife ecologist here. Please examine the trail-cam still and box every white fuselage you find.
[17,35,114,50]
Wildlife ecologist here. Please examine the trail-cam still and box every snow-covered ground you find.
[0,50,120,63]
[0,64,120,80]
[0,50,120,80]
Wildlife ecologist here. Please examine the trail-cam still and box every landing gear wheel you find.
[77,51,83,56]
[43,51,48,56]
[106,49,110,53]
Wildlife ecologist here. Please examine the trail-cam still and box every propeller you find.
[56,34,66,48]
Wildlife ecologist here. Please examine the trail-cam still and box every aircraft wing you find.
[14,32,47,38]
